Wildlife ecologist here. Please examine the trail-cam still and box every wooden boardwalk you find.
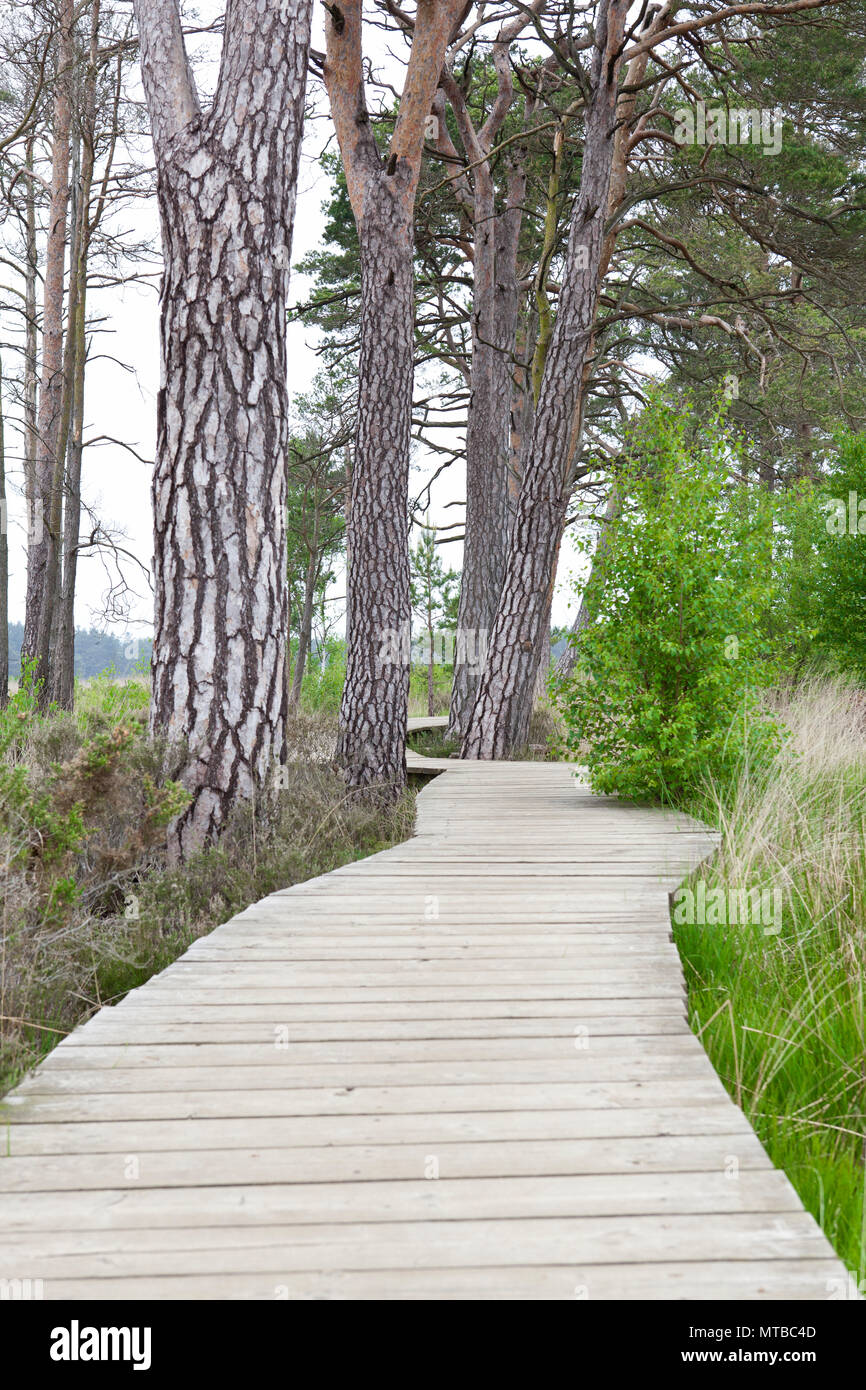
[0,719,852,1299]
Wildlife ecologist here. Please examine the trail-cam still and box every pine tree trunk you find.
[135,0,313,857]
[53,0,103,711]
[461,0,628,759]
[21,0,73,698]
[23,137,38,522]
[324,0,466,795]
[334,198,413,795]
[0,352,8,708]
[52,295,86,710]
[448,169,523,740]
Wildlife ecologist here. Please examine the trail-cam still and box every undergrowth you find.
[674,678,866,1281]
[0,691,415,1095]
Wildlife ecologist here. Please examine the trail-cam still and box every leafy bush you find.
[553,397,783,801]
[811,432,866,681]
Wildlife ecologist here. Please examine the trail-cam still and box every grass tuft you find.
[675,677,866,1279]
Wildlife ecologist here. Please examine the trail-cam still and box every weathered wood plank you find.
[0,1078,733,1124]
[0,1137,774,1192]
[25,1261,847,1301]
[1,1105,754,1155]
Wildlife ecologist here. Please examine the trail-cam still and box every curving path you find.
[0,719,853,1299]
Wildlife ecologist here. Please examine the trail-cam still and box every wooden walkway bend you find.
[0,719,852,1300]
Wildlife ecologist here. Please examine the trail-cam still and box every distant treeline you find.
[7,623,152,681]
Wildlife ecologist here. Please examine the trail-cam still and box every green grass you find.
[674,678,866,1280]
[406,726,459,759]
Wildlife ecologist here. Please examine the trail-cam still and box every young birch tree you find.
[133,0,313,856]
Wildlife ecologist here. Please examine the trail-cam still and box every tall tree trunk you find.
[134,0,313,857]
[448,163,524,740]
[508,306,535,522]
[23,136,38,519]
[54,0,111,709]
[438,19,537,743]
[324,0,465,795]
[334,203,413,792]
[461,0,629,759]
[509,529,561,748]
[21,0,74,698]
[53,270,87,709]
[0,352,8,708]
[48,132,82,692]
[461,2,669,752]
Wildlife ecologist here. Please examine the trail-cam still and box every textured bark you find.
[448,159,525,739]
[45,130,83,703]
[0,351,8,708]
[23,137,38,515]
[508,308,535,516]
[333,203,414,792]
[52,243,87,709]
[508,526,561,749]
[551,7,668,688]
[21,0,73,697]
[462,0,629,759]
[135,0,313,857]
[325,0,465,795]
[54,0,116,708]
[442,15,538,741]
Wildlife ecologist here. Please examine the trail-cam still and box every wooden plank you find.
[104,998,686,1020]
[24,1260,847,1301]
[182,941,681,959]
[16,1056,720,1093]
[1,1106,755,1155]
[0,1078,733,1124]
[0,1213,831,1270]
[0,1137,774,1192]
[71,1016,691,1044]
[123,983,688,1003]
[45,1038,702,1067]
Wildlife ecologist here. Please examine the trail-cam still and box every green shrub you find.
[811,432,866,681]
[553,397,783,801]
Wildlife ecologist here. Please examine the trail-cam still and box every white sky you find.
[2,3,584,638]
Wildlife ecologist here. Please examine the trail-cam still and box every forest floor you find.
[0,691,415,1098]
